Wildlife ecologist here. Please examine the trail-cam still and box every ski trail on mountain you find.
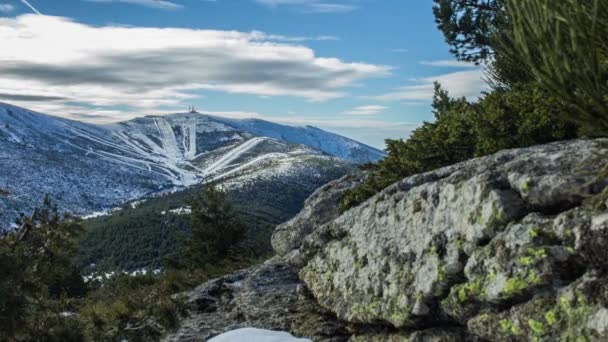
[206,152,285,183]
[202,137,265,176]
[155,118,182,163]
[183,120,197,160]
[56,122,139,156]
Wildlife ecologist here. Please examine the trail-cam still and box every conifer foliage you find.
[0,196,85,341]
[187,184,246,266]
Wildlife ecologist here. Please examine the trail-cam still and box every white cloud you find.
[260,32,340,42]
[420,59,477,68]
[0,3,14,13]
[0,15,389,113]
[274,116,417,149]
[84,0,183,10]
[372,69,488,102]
[343,105,386,116]
[255,0,357,13]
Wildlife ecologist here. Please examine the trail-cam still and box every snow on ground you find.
[202,137,265,176]
[208,328,312,342]
[161,206,192,215]
[183,119,197,160]
[155,117,183,163]
[0,106,365,226]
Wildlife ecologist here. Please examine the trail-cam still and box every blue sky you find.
[0,0,487,148]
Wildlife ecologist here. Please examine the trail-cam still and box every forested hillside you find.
[75,165,350,272]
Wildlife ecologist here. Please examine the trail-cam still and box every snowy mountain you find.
[0,103,380,226]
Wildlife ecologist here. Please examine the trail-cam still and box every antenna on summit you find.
[189,105,196,114]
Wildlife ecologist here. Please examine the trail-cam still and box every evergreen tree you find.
[0,196,85,341]
[187,184,245,266]
[433,0,506,63]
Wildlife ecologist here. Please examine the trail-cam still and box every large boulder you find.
[271,173,366,257]
[295,139,608,335]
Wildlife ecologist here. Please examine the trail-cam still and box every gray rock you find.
[297,139,608,329]
[163,258,349,342]
[271,172,366,257]
[349,327,471,342]
[467,272,608,341]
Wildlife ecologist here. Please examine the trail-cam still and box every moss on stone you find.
[499,318,521,336]
[528,319,545,335]
[521,180,532,193]
[456,275,486,303]
[518,248,547,267]
[518,256,533,266]
[437,264,445,282]
[529,228,539,238]
[585,187,608,213]
[502,277,527,298]
[545,310,557,326]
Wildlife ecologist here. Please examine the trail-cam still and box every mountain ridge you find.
[0,102,375,226]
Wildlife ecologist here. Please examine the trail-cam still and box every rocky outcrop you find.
[163,259,349,342]
[170,139,608,341]
[271,172,366,259]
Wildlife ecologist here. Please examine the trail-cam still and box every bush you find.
[340,84,478,211]
[340,81,580,211]
[474,82,579,156]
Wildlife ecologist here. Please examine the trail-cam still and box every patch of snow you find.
[161,206,192,216]
[208,328,312,342]
[201,137,265,176]
[183,119,197,160]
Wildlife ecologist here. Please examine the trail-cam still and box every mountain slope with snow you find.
[0,103,373,226]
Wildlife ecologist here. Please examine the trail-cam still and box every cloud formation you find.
[372,69,488,102]
[255,0,357,13]
[84,0,183,10]
[343,105,386,115]
[0,15,389,114]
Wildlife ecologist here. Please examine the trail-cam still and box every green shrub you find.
[340,81,580,211]
[474,82,579,156]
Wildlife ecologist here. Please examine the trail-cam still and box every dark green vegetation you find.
[0,197,85,342]
[76,170,346,272]
[340,0,607,211]
[0,195,261,341]
[186,185,245,266]
[505,0,608,134]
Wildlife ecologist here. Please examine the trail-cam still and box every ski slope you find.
[202,137,265,176]
[155,117,183,163]
[183,120,197,160]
